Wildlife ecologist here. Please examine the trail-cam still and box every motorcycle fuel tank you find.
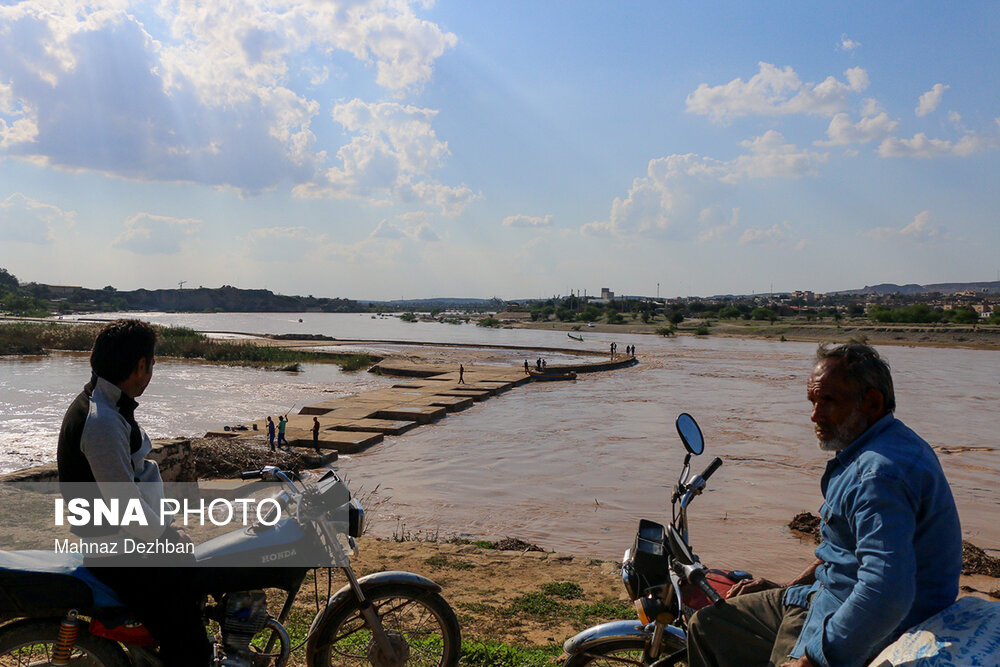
[194,517,311,567]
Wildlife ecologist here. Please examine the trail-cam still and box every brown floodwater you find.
[2,317,997,579]
[333,337,999,579]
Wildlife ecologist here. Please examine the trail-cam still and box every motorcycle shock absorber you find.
[51,610,80,666]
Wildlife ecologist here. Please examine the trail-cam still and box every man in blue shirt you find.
[687,343,961,667]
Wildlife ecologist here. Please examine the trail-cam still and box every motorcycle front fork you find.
[648,622,688,667]
[342,565,400,662]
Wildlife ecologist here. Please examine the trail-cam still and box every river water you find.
[3,313,998,576]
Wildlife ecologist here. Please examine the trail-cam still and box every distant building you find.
[600,287,614,300]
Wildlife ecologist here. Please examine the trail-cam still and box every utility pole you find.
[178,281,186,289]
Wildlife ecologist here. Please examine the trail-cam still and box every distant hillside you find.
[21,284,361,313]
[831,281,1000,296]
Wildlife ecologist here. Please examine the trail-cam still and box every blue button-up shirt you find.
[783,414,961,667]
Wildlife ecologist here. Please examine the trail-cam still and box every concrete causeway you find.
[210,356,638,455]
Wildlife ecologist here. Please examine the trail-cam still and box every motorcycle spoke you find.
[577,648,646,666]
[321,594,450,666]
[0,643,95,667]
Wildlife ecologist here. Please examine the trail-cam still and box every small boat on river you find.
[567,333,584,341]
[528,369,577,381]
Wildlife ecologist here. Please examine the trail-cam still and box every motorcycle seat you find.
[0,550,125,616]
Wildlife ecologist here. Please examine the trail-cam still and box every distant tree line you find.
[522,293,998,327]
[0,268,361,316]
[867,303,990,325]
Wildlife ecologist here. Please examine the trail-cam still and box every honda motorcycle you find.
[561,413,748,666]
[0,466,461,666]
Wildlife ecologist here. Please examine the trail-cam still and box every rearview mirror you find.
[676,413,704,456]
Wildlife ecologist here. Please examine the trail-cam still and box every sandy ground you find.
[512,318,1000,351]
[271,537,999,666]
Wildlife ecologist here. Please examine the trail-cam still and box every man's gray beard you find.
[817,407,869,452]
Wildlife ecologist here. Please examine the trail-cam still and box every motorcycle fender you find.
[562,620,647,654]
[307,571,442,637]
[562,620,686,655]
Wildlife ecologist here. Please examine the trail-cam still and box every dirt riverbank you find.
[187,439,999,657]
[514,318,1000,350]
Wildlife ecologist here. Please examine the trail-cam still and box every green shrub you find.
[541,581,584,599]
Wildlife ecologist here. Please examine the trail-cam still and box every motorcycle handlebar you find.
[241,469,263,480]
[700,457,723,483]
[689,568,725,607]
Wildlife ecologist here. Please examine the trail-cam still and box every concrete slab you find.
[425,396,474,411]
[322,406,382,420]
[433,390,492,402]
[298,399,351,415]
[288,430,383,454]
[373,405,447,424]
[334,419,419,436]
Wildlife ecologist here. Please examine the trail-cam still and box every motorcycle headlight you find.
[348,498,365,538]
[634,595,675,627]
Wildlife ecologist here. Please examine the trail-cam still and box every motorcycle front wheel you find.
[562,637,686,667]
[307,583,461,667]
[0,619,130,667]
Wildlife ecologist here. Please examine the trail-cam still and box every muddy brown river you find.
[2,314,997,578]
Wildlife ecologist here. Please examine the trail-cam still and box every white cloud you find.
[414,223,439,242]
[0,193,75,244]
[838,35,861,52]
[296,99,479,215]
[696,207,738,242]
[740,223,787,245]
[818,112,897,146]
[113,213,200,255]
[370,220,406,239]
[583,133,824,238]
[502,214,553,228]
[370,218,439,242]
[915,84,949,117]
[685,63,868,123]
[860,98,883,117]
[878,132,986,158]
[727,131,827,181]
[0,1,457,194]
[246,226,316,242]
[864,211,939,242]
[738,222,807,249]
[845,68,869,92]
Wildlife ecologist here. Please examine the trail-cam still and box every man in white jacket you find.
[58,319,205,666]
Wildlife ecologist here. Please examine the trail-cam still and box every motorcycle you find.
[561,413,748,666]
[0,466,461,666]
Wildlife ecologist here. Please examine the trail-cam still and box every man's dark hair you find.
[90,319,157,384]
[816,343,895,412]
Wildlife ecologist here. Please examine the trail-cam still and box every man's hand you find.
[727,577,780,598]
[780,656,817,667]
[164,524,193,545]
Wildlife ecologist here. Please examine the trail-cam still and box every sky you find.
[0,1,998,300]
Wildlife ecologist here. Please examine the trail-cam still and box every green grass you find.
[0,321,378,371]
[541,581,584,599]
[424,555,476,571]
[460,640,561,667]
[0,321,101,355]
[503,586,631,626]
